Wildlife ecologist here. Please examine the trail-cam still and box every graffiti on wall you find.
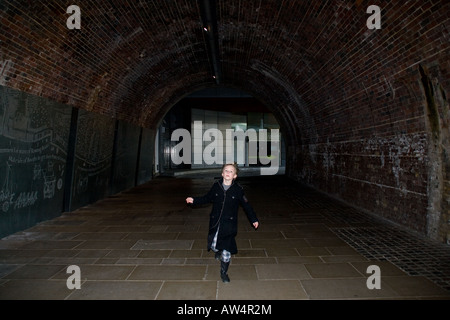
[0,86,70,214]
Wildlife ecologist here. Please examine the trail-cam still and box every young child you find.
[186,163,259,282]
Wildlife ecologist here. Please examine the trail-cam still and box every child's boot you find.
[220,261,230,283]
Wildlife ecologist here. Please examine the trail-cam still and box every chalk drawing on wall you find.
[43,161,56,199]
[0,86,71,214]
[0,162,14,213]
[72,110,115,198]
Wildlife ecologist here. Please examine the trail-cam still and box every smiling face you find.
[222,164,237,184]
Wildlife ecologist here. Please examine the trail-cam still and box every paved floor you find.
[0,173,449,300]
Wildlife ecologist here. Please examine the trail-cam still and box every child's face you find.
[222,165,237,181]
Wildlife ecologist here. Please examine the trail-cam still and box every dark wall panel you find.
[136,128,155,185]
[111,120,141,194]
[0,86,153,238]
[0,86,71,237]
[70,109,116,210]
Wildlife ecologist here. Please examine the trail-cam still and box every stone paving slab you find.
[0,174,449,300]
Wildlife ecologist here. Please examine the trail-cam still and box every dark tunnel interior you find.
[0,1,449,248]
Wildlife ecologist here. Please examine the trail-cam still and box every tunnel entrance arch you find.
[154,87,286,176]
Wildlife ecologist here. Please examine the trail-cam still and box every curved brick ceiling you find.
[0,0,448,149]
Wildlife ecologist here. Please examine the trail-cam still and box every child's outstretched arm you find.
[186,182,217,206]
[239,193,259,230]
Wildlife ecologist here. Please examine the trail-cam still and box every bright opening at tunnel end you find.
[171,121,280,175]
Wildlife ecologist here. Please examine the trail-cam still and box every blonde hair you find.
[222,162,239,175]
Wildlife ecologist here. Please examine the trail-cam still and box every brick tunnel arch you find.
[146,80,303,176]
[137,73,306,150]
[0,1,448,243]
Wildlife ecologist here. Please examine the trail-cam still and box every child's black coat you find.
[192,178,258,254]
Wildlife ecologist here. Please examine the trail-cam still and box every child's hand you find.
[253,222,259,230]
[186,197,194,204]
